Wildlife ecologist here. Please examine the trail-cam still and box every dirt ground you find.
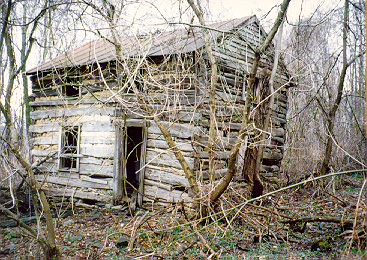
[0,173,366,259]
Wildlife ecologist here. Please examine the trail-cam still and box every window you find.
[59,125,80,172]
[60,76,81,98]
[61,84,80,98]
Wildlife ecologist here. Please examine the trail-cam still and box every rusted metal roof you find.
[26,16,254,74]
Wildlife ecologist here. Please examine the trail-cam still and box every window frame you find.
[58,124,81,172]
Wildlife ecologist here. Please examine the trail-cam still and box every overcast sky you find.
[121,0,345,33]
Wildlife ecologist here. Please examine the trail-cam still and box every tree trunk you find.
[320,0,349,176]
[244,20,284,197]
[186,0,218,186]
[210,0,291,203]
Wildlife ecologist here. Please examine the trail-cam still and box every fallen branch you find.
[128,212,149,251]
[181,201,216,257]
[281,216,363,228]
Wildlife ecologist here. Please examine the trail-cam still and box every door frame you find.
[113,119,147,206]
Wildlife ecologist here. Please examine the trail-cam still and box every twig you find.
[128,212,149,250]
[181,201,216,256]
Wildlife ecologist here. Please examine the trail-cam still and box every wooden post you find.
[113,122,124,204]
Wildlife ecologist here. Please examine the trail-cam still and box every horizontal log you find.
[146,149,195,169]
[263,151,283,161]
[197,136,240,149]
[271,136,285,144]
[144,179,172,191]
[31,149,59,157]
[81,121,115,132]
[147,139,193,152]
[145,167,189,187]
[32,136,58,146]
[148,122,199,139]
[274,92,287,103]
[200,121,244,131]
[79,157,113,165]
[144,185,191,203]
[79,163,114,177]
[30,107,116,121]
[36,175,111,189]
[145,165,185,176]
[80,145,115,158]
[270,117,287,126]
[198,168,227,180]
[30,124,61,134]
[29,97,101,107]
[261,165,280,173]
[80,135,115,145]
[30,117,113,133]
[270,127,285,137]
[42,186,112,203]
[272,111,286,120]
[272,103,288,115]
[198,151,229,160]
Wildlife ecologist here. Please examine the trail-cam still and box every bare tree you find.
[283,0,365,181]
[0,0,62,257]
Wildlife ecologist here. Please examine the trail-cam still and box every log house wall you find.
[28,16,291,204]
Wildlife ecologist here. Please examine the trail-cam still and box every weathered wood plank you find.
[270,117,286,126]
[30,107,116,121]
[29,117,113,134]
[144,179,172,191]
[263,151,283,161]
[31,149,59,157]
[270,127,285,137]
[79,157,113,165]
[42,186,113,203]
[144,185,191,203]
[32,146,114,159]
[32,136,58,146]
[30,123,60,133]
[145,165,186,176]
[80,135,115,144]
[36,175,111,189]
[148,122,199,139]
[82,121,115,132]
[79,163,114,177]
[271,136,285,144]
[198,151,229,160]
[145,167,189,187]
[145,149,195,169]
[147,139,193,152]
[80,145,115,158]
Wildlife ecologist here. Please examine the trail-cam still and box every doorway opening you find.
[124,127,143,198]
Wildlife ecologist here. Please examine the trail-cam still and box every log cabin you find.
[26,15,292,206]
